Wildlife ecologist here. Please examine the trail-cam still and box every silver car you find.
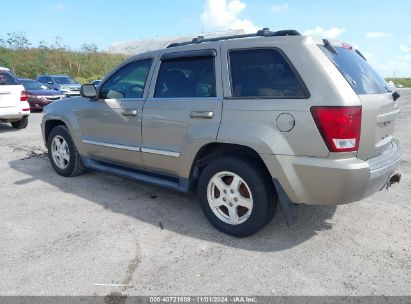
[37,74,81,97]
[41,29,403,237]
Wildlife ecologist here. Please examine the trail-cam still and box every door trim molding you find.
[82,139,141,152]
[141,147,181,158]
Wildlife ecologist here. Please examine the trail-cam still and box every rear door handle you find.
[190,111,214,119]
[121,110,138,117]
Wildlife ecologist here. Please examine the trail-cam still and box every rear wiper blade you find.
[323,39,338,54]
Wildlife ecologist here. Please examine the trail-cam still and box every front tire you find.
[47,125,85,177]
[11,116,28,129]
[198,157,277,237]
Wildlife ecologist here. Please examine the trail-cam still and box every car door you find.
[142,44,223,179]
[80,57,154,168]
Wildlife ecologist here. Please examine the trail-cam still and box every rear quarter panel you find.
[218,36,360,157]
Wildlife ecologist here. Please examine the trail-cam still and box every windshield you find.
[53,76,77,85]
[0,70,20,85]
[320,45,389,94]
[20,80,49,90]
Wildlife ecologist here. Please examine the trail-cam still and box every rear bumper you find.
[262,139,403,205]
[0,103,31,121]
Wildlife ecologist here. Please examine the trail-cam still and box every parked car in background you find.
[37,74,81,97]
[41,29,403,236]
[91,80,101,86]
[0,67,30,129]
[18,78,65,111]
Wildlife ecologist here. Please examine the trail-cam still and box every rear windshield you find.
[0,70,20,85]
[320,45,389,94]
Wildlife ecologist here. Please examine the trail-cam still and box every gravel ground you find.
[0,90,410,296]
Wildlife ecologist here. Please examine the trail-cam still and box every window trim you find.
[226,47,310,100]
[153,53,218,99]
[160,49,217,61]
[99,57,154,100]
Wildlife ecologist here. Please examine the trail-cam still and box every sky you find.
[1,0,411,77]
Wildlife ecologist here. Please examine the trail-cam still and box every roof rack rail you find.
[167,28,301,48]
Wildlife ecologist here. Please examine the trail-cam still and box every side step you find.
[82,157,189,192]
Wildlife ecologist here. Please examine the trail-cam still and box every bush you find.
[385,78,411,88]
[0,40,126,82]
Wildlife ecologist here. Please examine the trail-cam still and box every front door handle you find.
[121,110,138,117]
[190,111,214,119]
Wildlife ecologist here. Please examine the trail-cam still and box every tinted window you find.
[320,46,389,94]
[100,59,152,99]
[0,70,19,85]
[229,49,307,98]
[155,56,216,98]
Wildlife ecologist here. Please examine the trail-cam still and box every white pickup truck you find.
[0,67,30,129]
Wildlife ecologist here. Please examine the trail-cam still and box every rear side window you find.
[0,70,19,85]
[320,46,389,94]
[155,56,216,98]
[229,49,307,98]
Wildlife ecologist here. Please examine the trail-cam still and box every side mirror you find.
[47,81,53,85]
[81,84,98,99]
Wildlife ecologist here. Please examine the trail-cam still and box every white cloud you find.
[366,32,390,39]
[271,3,288,11]
[303,27,346,39]
[201,0,259,33]
[400,44,410,52]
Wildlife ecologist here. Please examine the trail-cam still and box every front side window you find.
[229,49,307,98]
[100,59,153,99]
[154,56,216,98]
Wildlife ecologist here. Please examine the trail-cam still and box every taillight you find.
[20,91,27,102]
[311,106,362,152]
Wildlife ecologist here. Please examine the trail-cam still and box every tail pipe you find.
[386,173,401,190]
[390,173,401,185]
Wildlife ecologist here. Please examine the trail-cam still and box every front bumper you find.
[63,91,80,97]
[262,139,403,205]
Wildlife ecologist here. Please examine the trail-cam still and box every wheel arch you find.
[188,142,274,190]
[44,119,67,144]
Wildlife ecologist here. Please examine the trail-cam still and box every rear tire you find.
[47,125,85,177]
[11,117,28,129]
[198,157,277,237]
